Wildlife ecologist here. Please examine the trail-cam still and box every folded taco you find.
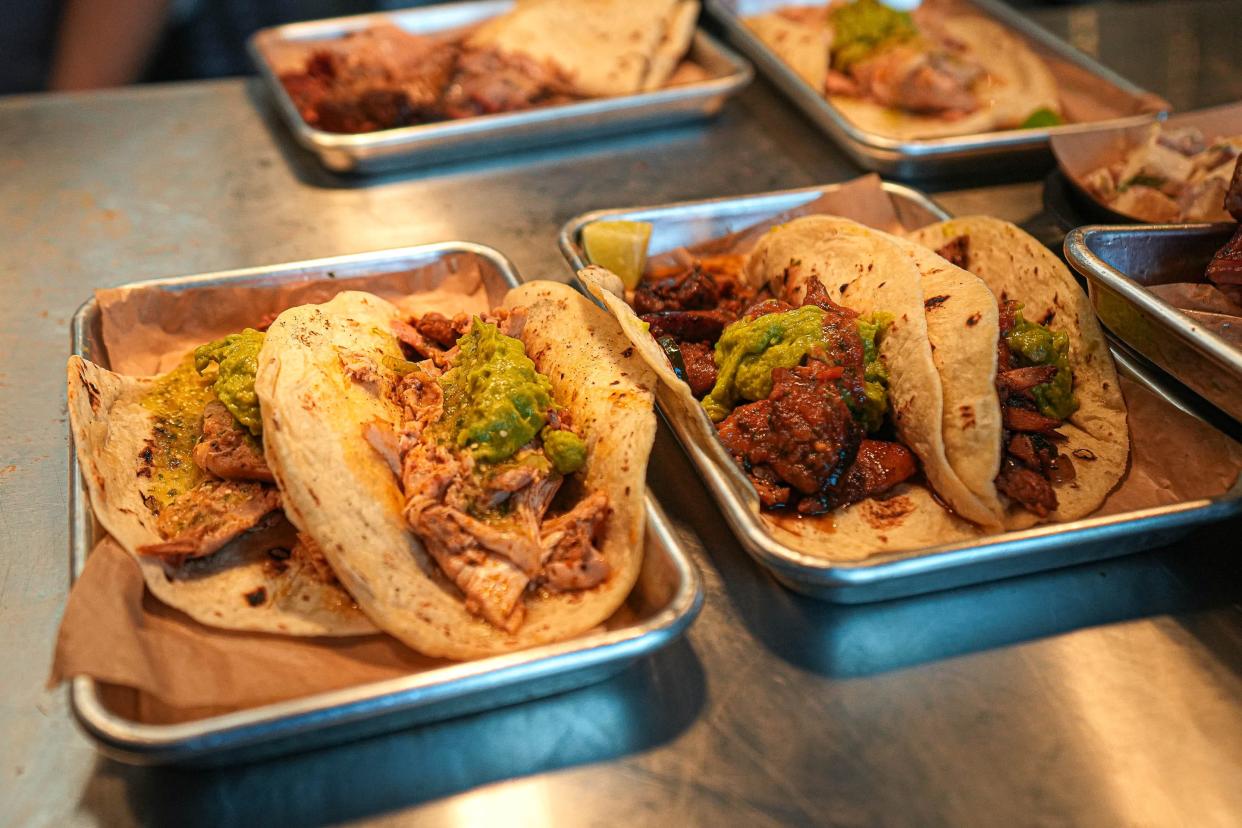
[256,285,656,660]
[66,335,375,636]
[580,221,999,559]
[746,0,1061,140]
[907,217,1130,528]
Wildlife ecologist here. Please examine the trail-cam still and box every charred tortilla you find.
[907,217,1130,527]
[256,286,657,660]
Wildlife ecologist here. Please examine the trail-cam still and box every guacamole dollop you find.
[856,311,893,433]
[437,318,575,470]
[701,306,892,431]
[830,0,918,72]
[542,427,587,474]
[140,355,216,505]
[1005,308,1078,420]
[1018,107,1063,129]
[194,329,265,436]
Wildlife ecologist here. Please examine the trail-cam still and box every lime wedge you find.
[582,220,653,290]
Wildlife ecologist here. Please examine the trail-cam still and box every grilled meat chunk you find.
[193,401,274,482]
[139,479,281,559]
[415,312,469,348]
[679,341,718,398]
[996,365,1059,397]
[641,309,733,342]
[996,458,1058,517]
[1207,225,1242,287]
[934,234,970,270]
[1002,404,1064,435]
[829,439,917,511]
[633,265,722,315]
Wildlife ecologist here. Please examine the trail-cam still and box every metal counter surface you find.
[3,1,1241,825]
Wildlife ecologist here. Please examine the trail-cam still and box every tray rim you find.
[246,0,753,158]
[703,0,1167,160]
[66,240,703,763]
[1064,222,1242,374]
[557,182,1242,600]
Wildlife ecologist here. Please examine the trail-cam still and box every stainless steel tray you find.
[248,0,752,173]
[68,242,702,766]
[1065,223,1242,423]
[704,0,1164,178]
[559,184,1242,603]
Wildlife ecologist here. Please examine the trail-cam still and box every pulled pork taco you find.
[256,285,656,660]
[66,336,374,636]
[907,217,1130,528]
[746,0,1061,139]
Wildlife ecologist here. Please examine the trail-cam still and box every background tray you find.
[249,0,752,173]
[704,0,1165,178]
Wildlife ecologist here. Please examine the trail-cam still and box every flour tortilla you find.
[745,10,830,92]
[746,216,1005,529]
[66,356,376,636]
[467,0,699,97]
[257,286,656,660]
[908,217,1130,527]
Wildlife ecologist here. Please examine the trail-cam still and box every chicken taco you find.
[256,285,656,660]
[746,0,1061,140]
[907,216,1130,528]
[66,337,374,636]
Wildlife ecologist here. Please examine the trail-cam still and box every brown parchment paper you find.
[1051,101,1242,220]
[635,173,1242,545]
[52,252,629,725]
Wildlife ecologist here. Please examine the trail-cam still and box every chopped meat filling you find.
[193,401,274,482]
[934,234,971,270]
[279,25,581,134]
[392,363,610,632]
[139,479,281,559]
[992,299,1073,516]
[679,341,718,397]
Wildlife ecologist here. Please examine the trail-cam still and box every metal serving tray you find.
[248,0,752,173]
[559,184,1242,603]
[704,0,1164,178]
[1065,223,1242,424]
[68,242,702,766]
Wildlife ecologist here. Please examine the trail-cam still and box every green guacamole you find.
[194,329,265,435]
[1005,308,1078,420]
[701,306,892,431]
[856,312,893,433]
[140,355,216,506]
[542,427,586,474]
[830,0,918,72]
[437,318,587,473]
[1018,107,1063,129]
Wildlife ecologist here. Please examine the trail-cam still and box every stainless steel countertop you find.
[3,2,1241,825]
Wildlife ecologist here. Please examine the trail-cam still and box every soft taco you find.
[467,0,699,97]
[580,225,996,560]
[256,285,656,660]
[907,216,1130,528]
[746,0,1061,140]
[66,335,374,636]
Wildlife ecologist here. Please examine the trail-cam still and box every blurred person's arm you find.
[48,0,171,90]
